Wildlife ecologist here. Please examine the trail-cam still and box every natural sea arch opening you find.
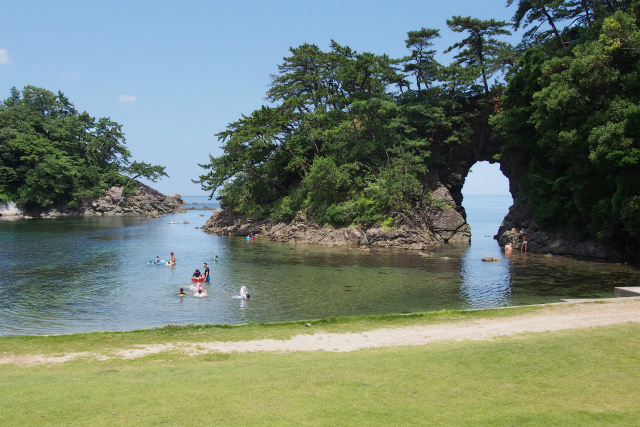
[460,160,513,246]
[459,161,515,308]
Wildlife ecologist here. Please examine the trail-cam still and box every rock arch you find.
[427,132,626,260]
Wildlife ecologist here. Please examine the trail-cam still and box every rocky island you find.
[197,8,639,263]
[0,181,185,218]
[203,183,470,250]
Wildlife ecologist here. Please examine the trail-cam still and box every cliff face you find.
[496,202,625,259]
[495,147,629,260]
[4,181,185,218]
[203,183,470,250]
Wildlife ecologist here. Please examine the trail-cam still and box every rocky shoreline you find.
[0,181,186,218]
[201,184,634,261]
[495,202,628,260]
[202,184,471,251]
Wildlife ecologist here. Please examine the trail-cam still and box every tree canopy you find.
[196,1,639,253]
[0,86,168,209]
[195,39,485,225]
[492,1,640,250]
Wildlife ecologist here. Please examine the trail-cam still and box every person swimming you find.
[177,287,187,296]
[232,286,250,300]
[194,289,207,298]
[189,283,203,292]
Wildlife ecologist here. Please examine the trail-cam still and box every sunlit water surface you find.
[1,195,637,336]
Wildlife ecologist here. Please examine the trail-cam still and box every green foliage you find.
[402,28,441,93]
[194,31,494,227]
[0,86,167,209]
[196,40,460,225]
[445,16,512,96]
[196,2,640,256]
[493,6,640,251]
[122,161,169,182]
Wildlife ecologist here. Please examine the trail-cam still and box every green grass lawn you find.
[1,308,639,426]
[0,306,542,356]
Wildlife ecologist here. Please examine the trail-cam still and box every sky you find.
[1,0,517,197]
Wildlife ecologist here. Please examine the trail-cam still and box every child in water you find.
[194,289,207,298]
[192,269,202,277]
[177,288,187,296]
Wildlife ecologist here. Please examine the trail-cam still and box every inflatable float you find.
[191,276,205,282]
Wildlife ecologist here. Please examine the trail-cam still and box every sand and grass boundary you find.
[2,297,638,366]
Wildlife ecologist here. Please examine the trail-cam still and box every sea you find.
[0,195,638,336]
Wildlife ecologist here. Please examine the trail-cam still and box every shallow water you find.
[0,195,637,336]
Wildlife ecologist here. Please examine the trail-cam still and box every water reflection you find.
[459,251,513,309]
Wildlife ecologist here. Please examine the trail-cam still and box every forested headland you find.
[197,1,640,258]
[0,86,168,212]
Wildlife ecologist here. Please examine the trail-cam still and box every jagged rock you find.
[106,187,126,207]
[0,201,22,216]
[17,181,186,218]
[496,202,625,260]
[202,183,471,251]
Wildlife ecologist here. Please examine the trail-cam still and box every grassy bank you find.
[1,307,639,426]
[0,306,542,356]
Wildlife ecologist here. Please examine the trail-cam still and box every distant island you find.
[0,86,182,217]
[197,4,639,261]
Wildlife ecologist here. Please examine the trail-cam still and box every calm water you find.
[1,195,638,336]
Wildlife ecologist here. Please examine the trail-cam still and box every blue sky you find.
[1,0,516,197]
